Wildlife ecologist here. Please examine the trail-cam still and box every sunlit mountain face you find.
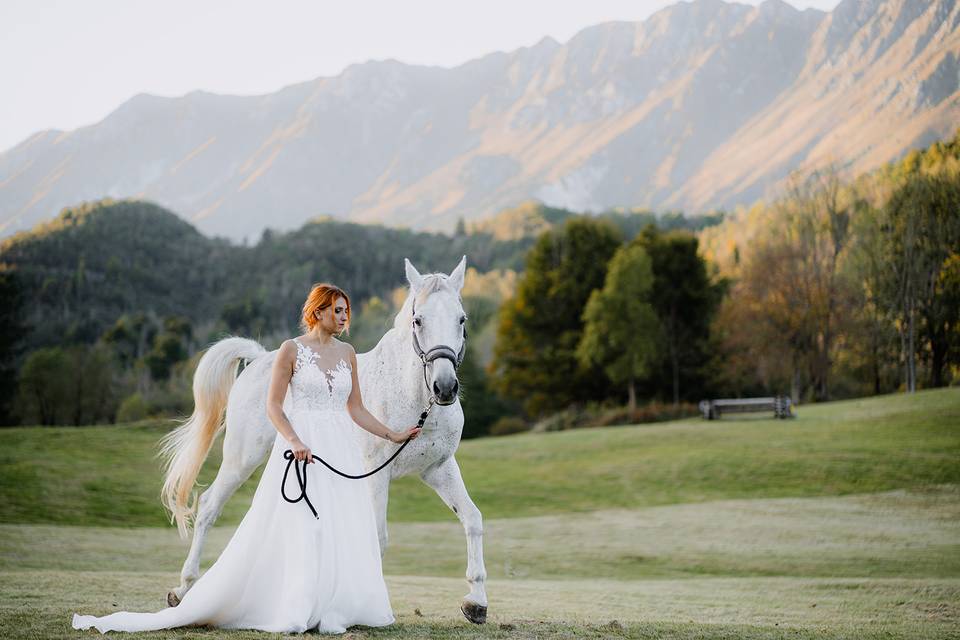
[1,0,957,242]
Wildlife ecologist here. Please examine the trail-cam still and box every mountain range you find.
[1,0,957,241]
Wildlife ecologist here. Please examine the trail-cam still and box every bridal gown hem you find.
[72,339,395,634]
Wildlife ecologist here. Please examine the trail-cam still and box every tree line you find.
[703,131,960,402]
[490,219,723,422]
[4,131,954,434]
[490,131,960,429]
[0,198,713,432]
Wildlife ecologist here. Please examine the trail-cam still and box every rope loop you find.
[280,401,434,518]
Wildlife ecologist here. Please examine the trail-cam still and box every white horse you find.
[159,257,488,624]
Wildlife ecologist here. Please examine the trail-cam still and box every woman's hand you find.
[388,426,421,444]
[290,438,313,463]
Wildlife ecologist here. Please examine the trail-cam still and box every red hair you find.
[300,283,351,333]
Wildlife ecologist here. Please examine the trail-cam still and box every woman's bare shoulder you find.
[333,338,356,359]
[276,339,298,361]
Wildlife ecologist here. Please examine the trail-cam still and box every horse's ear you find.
[405,258,424,291]
[448,255,466,292]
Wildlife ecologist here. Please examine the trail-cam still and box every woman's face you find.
[316,296,348,333]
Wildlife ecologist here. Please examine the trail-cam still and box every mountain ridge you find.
[1,0,956,241]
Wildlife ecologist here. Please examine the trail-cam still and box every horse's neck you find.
[368,327,430,406]
[362,325,461,455]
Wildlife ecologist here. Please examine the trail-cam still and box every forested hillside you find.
[0,198,711,431]
[2,129,957,433]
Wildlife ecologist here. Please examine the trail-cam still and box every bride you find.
[72,283,422,634]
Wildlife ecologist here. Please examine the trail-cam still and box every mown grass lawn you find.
[2,389,958,527]
[1,388,958,638]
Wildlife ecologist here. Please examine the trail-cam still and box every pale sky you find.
[0,0,840,153]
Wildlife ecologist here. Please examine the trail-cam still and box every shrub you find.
[116,392,150,423]
[532,401,700,432]
[489,416,529,436]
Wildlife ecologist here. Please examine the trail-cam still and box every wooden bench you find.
[698,396,794,420]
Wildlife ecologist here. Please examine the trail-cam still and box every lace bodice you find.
[289,338,353,413]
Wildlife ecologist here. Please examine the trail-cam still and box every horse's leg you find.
[420,456,488,624]
[167,424,269,606]
[369,471,392,558]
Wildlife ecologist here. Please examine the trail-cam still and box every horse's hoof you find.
[166,590,181,608]
[460,601,487,624]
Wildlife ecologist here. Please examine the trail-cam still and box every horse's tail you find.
[159,336,267,538]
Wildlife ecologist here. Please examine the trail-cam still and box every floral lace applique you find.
[290,339,353,413]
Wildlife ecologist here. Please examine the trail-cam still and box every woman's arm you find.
[266,340,313,463]
[346,347,421,444]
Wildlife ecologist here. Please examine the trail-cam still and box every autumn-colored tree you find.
[843,200,900,395]
[712,170,857,402]
[782,170,855,401]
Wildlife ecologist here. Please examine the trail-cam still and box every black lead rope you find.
[280,401,434,519]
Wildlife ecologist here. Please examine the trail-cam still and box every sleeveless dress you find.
[72,338,395,634]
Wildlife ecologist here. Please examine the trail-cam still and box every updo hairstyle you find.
[300,283,351,334]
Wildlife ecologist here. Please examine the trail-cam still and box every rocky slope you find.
[1,0,956,241]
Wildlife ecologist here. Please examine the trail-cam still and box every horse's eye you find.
[414,317,422,327]
[459,316,466,325]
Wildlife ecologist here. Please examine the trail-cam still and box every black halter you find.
[411,296,466,367]
[411,296,466,400]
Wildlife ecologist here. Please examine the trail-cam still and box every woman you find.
[72,283,421,634]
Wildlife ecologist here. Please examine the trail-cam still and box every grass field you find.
[1,388,959,638]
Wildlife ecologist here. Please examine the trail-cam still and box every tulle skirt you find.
[72,408,394,634]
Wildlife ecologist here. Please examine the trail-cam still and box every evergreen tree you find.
[492,217,622,416]
[144,317,192,381]
[0,271,25,425]
[637,227,725,405]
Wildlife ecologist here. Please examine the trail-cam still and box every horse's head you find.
[399,256,468,406]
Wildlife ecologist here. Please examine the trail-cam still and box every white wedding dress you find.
[72,338,395,634]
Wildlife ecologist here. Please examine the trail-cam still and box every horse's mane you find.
[393,274,457,330]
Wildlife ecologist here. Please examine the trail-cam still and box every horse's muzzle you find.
[433,379,459,405]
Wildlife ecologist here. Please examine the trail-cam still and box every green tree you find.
[220,296,267,338]
[881,172,960,390]
[13,343,117,425]
[638,227,725,405]
[346,296,396,352]
[64,343,117,425]
[0,270,25,425]
[144,317,192,381]
[934,253,960,384]
[576,244,660,413]
[844,201,900,395]
[15,347,71,425]
[101,312,153,368]
[458,343,514,438]
[492,217,622,416]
